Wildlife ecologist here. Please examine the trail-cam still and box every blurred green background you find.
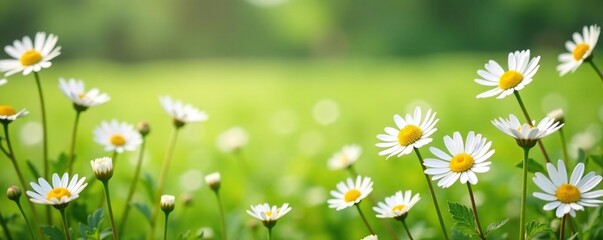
[1,0,603,239]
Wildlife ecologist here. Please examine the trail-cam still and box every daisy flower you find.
[216,127,249,153]
[361,235,378,240]
[423,131,494,188]
[0,105,28,124]
[26,173,87,208]
[246,203,292,226]
[492,114,563,148]
[373,190,420,219]
[376,107,438,159]
[59,78,110,110]
[557,25,600,76]
[327,144,362,170]
[328,176,373,210]
[0,32,61,76]
[533,160,603,217]
[93,120,143,153]
[159,96,208,127]
[475,50,540,99]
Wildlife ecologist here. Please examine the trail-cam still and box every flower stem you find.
[215,191,228,240]
[163,213,170,240]
[148,127,180,240]
[118,136,147,236]
[558,129,570,165]
[401,220,414,240]
[513,91,551,163]
[0,209,13,240]
[59,208,71,240]
[267,226,273,240]
[67,111,81,174]
[587,59,603,82]
[347,165,359,177]
[102,181,119,240]
[15,200,35,240]
[467,183,486,240]
[355,203,375,235]
[560,214,567,240]
[33,72,52,226]
[519,147,531,240]
[414,148,449,240]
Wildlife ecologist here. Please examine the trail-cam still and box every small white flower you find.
[361,235,378,240]
[0,79,6,86]
[533,160,603,217]
[557,25,600,76]
[159,96,208,127]
[423,131,494,188]
[327,176,373,211]
[93,120,143,153]
[492,114,563,148]
[0,105,28,123]
[327,144,362,170]
[59,78,110,110]
[26,173,87,208]
[475,50,540,99]
[376,107,438,159]
[90,157,113,181]
[204,172,221,191]
[0,32,61,76]
[161,194,176,213]
[216,127,248,153]
[546,108,565,125]
[373,190,420,219]
[246,203,292,223]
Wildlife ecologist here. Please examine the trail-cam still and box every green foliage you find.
[78,208,112,240]
[180,229,204,240]
[583,206,603,239]
[132,202,152,224]
[142,172,156,202]
[52,153,69,174]
[70,201,90,224]
[485,218,509,236]
[526,220,551,240]
[451,228,472,240]
[448,202,477,236]
[515,158,545,173]
[26,159,41,180]
[42,225,66,240]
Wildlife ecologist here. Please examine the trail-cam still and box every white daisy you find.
[0,32,61,77]
[246,203,292,224]
[546,108,565,125]
[423,131,494,188]
[0,105,28,123]
[492,114,563,148]
[533,160,603,217]
[557,25,600,76]
[475,50,540,99]
[26,173,87,208]
[159,96,208,127]
[327,144,362,170]
[361,235,378,240]
[59,78,110,110]
[327,176,373,210]
[376,107,438,159]
[216,127,249,153]
[93,120,143,153]
[373,190,420,219]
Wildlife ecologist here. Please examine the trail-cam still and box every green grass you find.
[0,53,601,239]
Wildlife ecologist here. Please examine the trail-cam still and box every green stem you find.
[118,136,147,236]
[355,203,375,235]
[267,226,272,240]
[513,91,551,163]
[559,129,570,165]
[586,59,603,82]
[347,165,359,177]
[59,208,71,240]
[401,220,414,240]
[215,191,228,240]
[148,128,180,240]
[163,213,170,240]
[15,200,35,240]
[0,209,13,240]
[414,148,449,240]
[67,111,81,174]
[519,147,531,240]
[467,183,486,240]
[33,72,52,226]
[560,214,567,240]
[102,181,119,240]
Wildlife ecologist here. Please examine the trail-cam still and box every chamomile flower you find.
[246,203,292,226]
[0,32,61,76]
[376,107,438,159]
[373,190,420,219]
[26,173,87,208]
[533,160,603,217]
[492,114,563,148]
[557,25,600,76]
[328,176,373,210]
[423,131,494,188]
[0,105,28,124]
[93,120,143,153]
[159,96,208,128]
[475,50,540,99]
[59,78,110,111]
[327,144,362,170]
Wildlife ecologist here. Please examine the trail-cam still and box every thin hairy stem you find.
[355,203,375,235]
[215,192,228,240]
[15,200,35,240]
[560,214,567,240]
[467,183,486,240]
[414,148,449,240]
[103,181,119,240]
[163,213,170,240]
[402,220,414,240]
[59,208,71,240]
[519,147,531,240]
[119,137,147,236]
[67,111,81,174]
[33,72,52,225]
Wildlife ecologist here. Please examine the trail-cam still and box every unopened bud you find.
[6,185,21,201]
[137,121,151,136]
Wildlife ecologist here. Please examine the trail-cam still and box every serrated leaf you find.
[485,218,508,235]
[526,220,550,239]
[448,202,476,234]
[26,159,41,180]
[84,228,101,240]
[515,158,545,173]
[42,225,67,240]
[132,202,152,223]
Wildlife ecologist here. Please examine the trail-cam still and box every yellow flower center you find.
[20,50,42,66]
[397,125,422,146]
[498,70,524,90]
[110,134,126,146]
[556,184,581,203]
[573,43,590,60]
[46,187,71,201]
[265,210,273,218]
[449,153,474,172]
[0,105,16,116]
[391,204,406,212]
[344,189,361,203]
[78,93,86,99]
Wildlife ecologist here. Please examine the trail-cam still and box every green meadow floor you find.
[1,53,601,239]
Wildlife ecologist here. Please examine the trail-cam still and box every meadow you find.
[1,52,602,239]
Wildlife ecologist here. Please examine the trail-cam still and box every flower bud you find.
[137,121,151,136]
[547,108,565,125]
[161,194,175,214]
[6,185,21,201]
[204,172,221,191]
[91,157,113,181]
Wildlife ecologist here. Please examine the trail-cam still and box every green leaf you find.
[26,159,41,180]
[590,153,603,169]
[567,233,579,240]
[577,148,587,164]
[132,202,152,224]
[42,225,66,240]
[526,220,550,239]
[142,172,156,201]
[485,218,508,235]
[79,208,105,240]
[448,202,476,234]
[70,201,89,224]
[515,158,545,173]
[451,228,472,240]
[52,152,69,174]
